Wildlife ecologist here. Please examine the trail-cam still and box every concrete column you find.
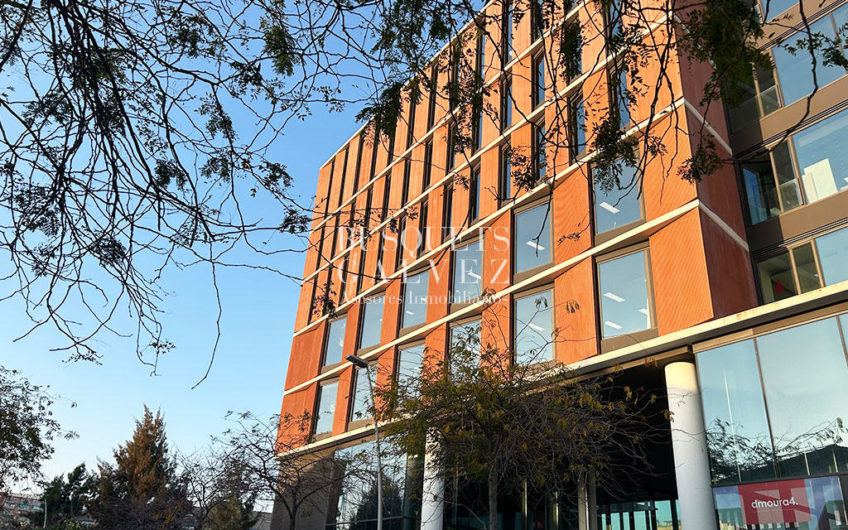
[577,478,597,530]
[420,444,444,530]
[665,362,716,530]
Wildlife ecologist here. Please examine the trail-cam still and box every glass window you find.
[615,67,630,127]
[514,203,552,274]
[469,166,480,220]
[350,366,372,421]
[449,320,482,378]
[741,154,781,224]
[501,145,512,202]
[501,77,513,130]
[792,243,820,293]
[816,226,848,285]
[773,14,848,107]
[697,340,775,485]
[475,33,485,80]
[332,441,422,528]
[324,317,347,366]
[397,343,424,392]
[757,250,798,303]
[452,240,483,304]
[533,54,545,108]
[514,289,554,365]
[598,250,652,338]
[761,0,797,19]
[535,121,547,180]
[532,0,544,39]
[792,108,848,203]
[359,296,384,349]
[607,0,622,39]
[503,1,514,62]
[594,162,641,234]
[569,93,585,160]
[314,381,338,434]
[757,317,848,476]
[402,270,429,328]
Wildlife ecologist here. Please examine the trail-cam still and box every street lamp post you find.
[345,354,383,530]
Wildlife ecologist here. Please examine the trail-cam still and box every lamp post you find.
[345,354,383,530]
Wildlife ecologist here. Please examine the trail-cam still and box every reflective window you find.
[358,296,384,349]
[761,0,797,19]
[449,320,482,378]
[773,10,848,107]
[739,110,848,224]
[332,441,422,528]
[314,381,338,434]
[615,67,630,127]
[514,289,554,365]
[598,250,652,338]
[397,343,424,393]
[514,203,552,274]
[594,162,642,234]
[697,340,775,485]
[816,226,848,285]
[535,121,547,180]
[501,77,513,130]
[402,270,429,328]
[792,108,848,203]
[500,144,512,202]
[757,250,800,303]
[756,226,848,303]
[350,366,372,421]
[503,1,514,62]
[569,93,585,160]
[698,315,848,483]
[533,54,545,108]
[469,166,481,220]
[324,317,347,366]
[757,317,848,476]
[452,240,483,304]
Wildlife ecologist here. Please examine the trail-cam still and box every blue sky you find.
[0,105,364,485]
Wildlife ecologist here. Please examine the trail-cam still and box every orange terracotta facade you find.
[277,0,760,448]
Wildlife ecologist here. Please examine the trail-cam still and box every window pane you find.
[514,289,554,365]
[359,296,384,349]
[791,243,821,293]
[772,142,802,212]
[762,0,796,19]
[773,16,847,106]
[315,382,338,434]
[453,240,483,303]
[594,163,641,233]
[450,320,481,378]
[350,366,371,421]
[397,343,424,392]
[598,251,651,338]
[816,227,848,285]
[793,109,848,203]
[741,155,781,224]
[534,56,545,108]
[515,204,552,274]
[757,251,797,303]
[324,317,347,366]
[617,68,631,127]
[402,270,429,327]
[697,340,776,485]
[536,123,547,180]
[756,317,848,476]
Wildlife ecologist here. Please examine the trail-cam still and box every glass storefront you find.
[327,440,422,530]
[697,312,848,528]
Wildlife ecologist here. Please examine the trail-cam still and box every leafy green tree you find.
[88,406,190,529]
[377,306,661,530]
[28,463,95,528]
[0,366,74,490]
